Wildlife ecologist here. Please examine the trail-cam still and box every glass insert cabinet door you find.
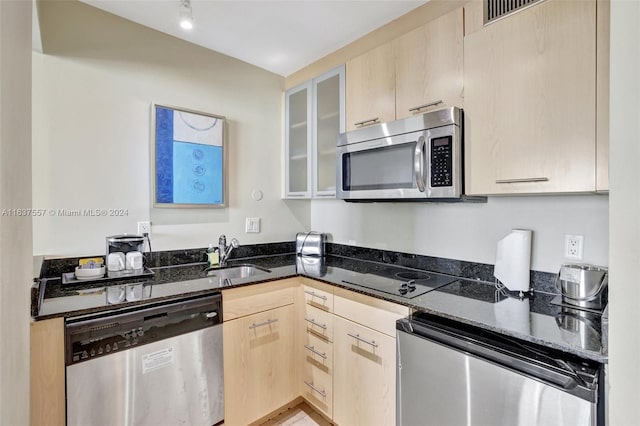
[285,82,312,197]
[284,65,345,199]
[313,66,345,197]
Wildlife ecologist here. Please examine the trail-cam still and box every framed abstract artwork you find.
[152,104,226,207]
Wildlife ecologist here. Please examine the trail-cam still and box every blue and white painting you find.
[155,106,224,206]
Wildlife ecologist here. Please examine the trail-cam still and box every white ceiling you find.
[78,0,427,76]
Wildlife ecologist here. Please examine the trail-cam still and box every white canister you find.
[107,252,126,272]
[126,251,143,270]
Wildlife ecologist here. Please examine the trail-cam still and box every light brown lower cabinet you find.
[223,303,296,426]
[30,317,66,426]
[332,315,397,426]
[298,280,335,419]
[30,278,405,426]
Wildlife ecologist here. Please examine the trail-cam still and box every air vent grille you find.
[485,0,545,24]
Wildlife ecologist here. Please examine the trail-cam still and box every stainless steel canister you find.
[295,232,326,257]
[558,264,608,310]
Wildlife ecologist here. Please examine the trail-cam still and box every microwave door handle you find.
[414,136,426,192]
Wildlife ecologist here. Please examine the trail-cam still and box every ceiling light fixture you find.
[179,0,194,30]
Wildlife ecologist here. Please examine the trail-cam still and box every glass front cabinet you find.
[285,65,345,198]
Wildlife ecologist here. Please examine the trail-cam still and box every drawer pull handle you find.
[305,317,327,330]
[304,380,327,398]
[304,344,327,359]
[496,177,549,184]
[248,318,278,330]
[348,332,378,348]
[304,290,328,301]
[408,99,443,112]
[354,117,379,127]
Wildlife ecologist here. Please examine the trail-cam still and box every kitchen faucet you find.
[218,235,239,267]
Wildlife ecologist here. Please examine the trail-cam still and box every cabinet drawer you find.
[302,304,333,342]
[300,362,333,419]
[334,287,409,336]
[301,329,333,371]
[222,279,297,321]
[302,282,333,312]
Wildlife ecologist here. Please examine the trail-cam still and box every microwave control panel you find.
[430,136,453,187]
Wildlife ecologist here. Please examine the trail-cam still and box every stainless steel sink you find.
[206,264,271,281]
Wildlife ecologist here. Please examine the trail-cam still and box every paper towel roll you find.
[494,229,532,292]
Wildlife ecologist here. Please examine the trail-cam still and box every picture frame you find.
[152,104,226,208]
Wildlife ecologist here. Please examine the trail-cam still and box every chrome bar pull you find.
[303,380,327,398]
[304,317,327,330]
[414,135,426,192]
[248,318,278,330]
[495,177,549,184]
[304,290,328,301]
[354,117,380,127]
[304,344,327,359]
[408,100,443,112]
[347,332,378,348]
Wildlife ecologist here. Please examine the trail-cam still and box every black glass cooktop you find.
[342,270,457,299]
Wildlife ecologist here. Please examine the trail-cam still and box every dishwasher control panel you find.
[65,293,222,365]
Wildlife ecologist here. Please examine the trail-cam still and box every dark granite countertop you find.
[33,250,607,363]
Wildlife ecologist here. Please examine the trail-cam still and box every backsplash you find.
[37,241,296,279]
[326,243,558,295]
[36,240,558,294]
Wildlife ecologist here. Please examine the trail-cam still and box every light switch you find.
[245,217,260,233]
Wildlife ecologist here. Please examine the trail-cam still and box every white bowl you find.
[75,266,106,280]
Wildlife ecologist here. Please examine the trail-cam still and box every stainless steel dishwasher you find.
[397,313,604,426]
[65,293,224,426]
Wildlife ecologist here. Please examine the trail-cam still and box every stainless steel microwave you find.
[337,107,475,201]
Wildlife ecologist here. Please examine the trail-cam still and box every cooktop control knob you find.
[407,280,417,291]
[399,282,409,295]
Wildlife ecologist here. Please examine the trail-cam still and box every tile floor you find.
[259,402,333,426]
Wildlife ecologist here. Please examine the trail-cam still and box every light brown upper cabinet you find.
[464,0,608,195]
[346,42,395,131]
[346,7,464,131]
[394,7,464,120]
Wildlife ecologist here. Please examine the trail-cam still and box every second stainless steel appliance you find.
[558,264,609,310]
[66,294,224,426]
[337,107,477,201]
[397,313,603,426]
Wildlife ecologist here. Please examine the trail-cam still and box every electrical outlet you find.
[564,234,584,260]
[137,221,151,235]
[245,217,260,233]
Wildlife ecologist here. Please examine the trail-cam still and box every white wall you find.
[0,0,32,423]
[32,1,309,257]
[608,0,640,424]
[312,195,608,273]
